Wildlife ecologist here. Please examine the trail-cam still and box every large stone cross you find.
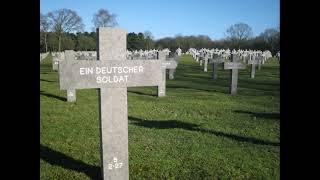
[59,27,172,180]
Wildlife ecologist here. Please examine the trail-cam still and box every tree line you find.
[40,8,279,55]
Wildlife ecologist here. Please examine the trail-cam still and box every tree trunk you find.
[58,34,61,52]
[44,33,48,52]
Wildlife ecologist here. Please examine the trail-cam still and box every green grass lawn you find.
[40,54,280,179]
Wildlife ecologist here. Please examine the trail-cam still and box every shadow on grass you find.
[172,62,279,95]
[234,110,280,119]
[40,78,56,83]
[40,144,102,179]
[129,116,279,146]
[40,91,67,101]
[127,90,157,97]
[166,75,229,94]
[167,85,227,94]
[168,77,278,96]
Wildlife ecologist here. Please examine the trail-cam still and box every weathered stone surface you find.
[157,51,167,97]
[98,27,129,180]
[204,56,208,72]
[58,28,179,179]
[224,62,246,69]
[52,58,60,71]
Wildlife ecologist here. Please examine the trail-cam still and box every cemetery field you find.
[40,54,280,179]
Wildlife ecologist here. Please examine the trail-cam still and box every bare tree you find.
[40,13,50,52]
[47,9,84,52]
[226,23,253,49]
[259,28,280,54]
[260,28,279,43]
[144,30,154,39]
[143,31,154,50]
[92,9,118,29]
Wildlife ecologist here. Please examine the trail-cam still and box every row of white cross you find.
[126,48,182,60]
[187,48,274,64]
[49,48,184,62]
[188,48,268,94]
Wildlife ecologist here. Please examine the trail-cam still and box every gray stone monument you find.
[67,89,76,102]
[59,27,176,179]
[210,56,224,80]
[52,57,60,71]
[248,56,259,79]
[166,56,179,80]
[157,52,166,97]
[257,56,263,70]
[64,50,77,102]
[224,54,246,95]
[157,52,177,96]
[168,68,175,79]
[176,48,182,56]
[203,55,208,72]
[52,52,65,71]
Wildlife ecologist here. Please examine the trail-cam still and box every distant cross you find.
[52,53,63,71]
[157,52,177,97]
[203,54,209,72]
[257,55,263,70]
[247,56,259,78]
[166,55,179,80]
[224,54,246,95]
[210,55,224,80]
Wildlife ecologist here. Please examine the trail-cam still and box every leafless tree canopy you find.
[40,13,50,32]
[47,9,84,51]
[143,31,153,40]
[47,8,84,34]
[40,13,51,52]
[92,9,118,28]
[260,28,279,43]
[226,23,253,41]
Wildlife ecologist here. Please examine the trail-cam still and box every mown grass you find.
[40,54,280,179]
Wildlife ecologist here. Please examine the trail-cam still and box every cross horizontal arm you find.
[59,60,162,90]
[224,62,246,69]
[162,61,177,69]
[209,58,224,63]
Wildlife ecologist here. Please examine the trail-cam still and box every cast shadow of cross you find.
[127,90,157,97]
[40,91,67,102]
[40,78,56,83]
[40,144,102,179]
[129,116,279,146]
[234,110,280,119]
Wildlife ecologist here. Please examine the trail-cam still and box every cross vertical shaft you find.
[98,28,129,180]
